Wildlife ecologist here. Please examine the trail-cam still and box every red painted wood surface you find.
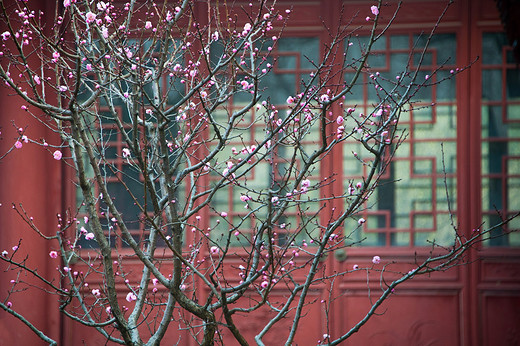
[1,1,519,345]
[0,2,62,344]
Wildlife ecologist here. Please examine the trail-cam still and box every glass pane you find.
[482,70,503,101]
[481,32,520,246]
[482,33,508,65]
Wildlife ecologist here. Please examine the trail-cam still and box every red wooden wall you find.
[1,0,519,345]
[0,0,62,343]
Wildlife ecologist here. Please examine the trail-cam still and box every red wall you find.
[0,0,62,343]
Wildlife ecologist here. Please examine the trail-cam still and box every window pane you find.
[481,33,520,246]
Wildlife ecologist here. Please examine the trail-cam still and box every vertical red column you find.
[0,0,62,343]
[318,0,345,339]
[457,0,478,344]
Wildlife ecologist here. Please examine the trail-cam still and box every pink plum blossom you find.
[319,94,330,103]
[353,264,359,270]
[358,218,366,225]
[261,280,269,289]
[49,251,58,258]
[1,31,11,40]
[14,141,22,149]
[220,212,228,217]
[126,292,137,302]
[85,232,95,240]
[242,23,252,35]
[122,148,131,158]
[371,5,379,16]
[85,12,96,24]
[97,1,108,11]
[92,289,100,297]
[210,246,219,255]
[145,21,152,29]
[337,125,345,138]
[372,255,381,264]
[53,150,63,160]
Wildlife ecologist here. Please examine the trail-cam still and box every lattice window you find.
[481,32,520,246]
[342,33,458,247]
[208,37,322,247]
[76,39,185,249]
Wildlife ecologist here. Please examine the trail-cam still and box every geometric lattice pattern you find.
[343,33,458,247]
[209,37,321,246]
[78,65,183,249]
